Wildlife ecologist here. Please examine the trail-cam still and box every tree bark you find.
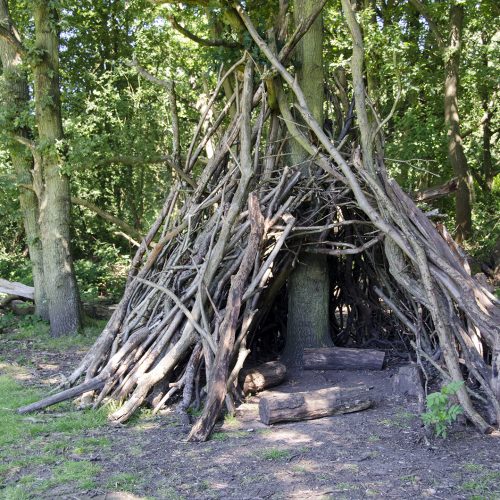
[259,386,372,425]
[303,347,385,371]
[0,0,48,320]
[445,5,471,243]
[33,1,81,336]
[284,0,331,368]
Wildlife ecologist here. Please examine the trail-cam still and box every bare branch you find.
[409,0,444,49]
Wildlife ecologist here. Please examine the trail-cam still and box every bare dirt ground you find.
[1,328,499,500]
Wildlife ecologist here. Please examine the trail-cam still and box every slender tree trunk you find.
[33,1,81,336]
[479,34,494,191]
[283,0,331,367]
[444,5,472,243]
[0,0,48,319]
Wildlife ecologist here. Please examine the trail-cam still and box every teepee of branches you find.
[19,3,499,441]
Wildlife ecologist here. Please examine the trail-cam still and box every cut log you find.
[239,361,286,394]
[0,279,34,301]
[392,364,424,398]
[413,177,458,203]
[303,347,385,371]
[259,386,372,425]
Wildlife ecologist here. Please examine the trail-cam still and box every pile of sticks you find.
[19,6,499,440]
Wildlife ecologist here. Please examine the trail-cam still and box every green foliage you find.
[421,381,464,438]
[73,245,129,301]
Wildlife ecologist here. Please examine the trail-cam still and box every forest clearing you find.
[0,0,499,498]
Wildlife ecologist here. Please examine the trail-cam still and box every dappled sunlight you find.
[0,362,34,382]
[132,421,161,432]
[258,427,315,445]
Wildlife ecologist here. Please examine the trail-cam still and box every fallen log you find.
[240,361,286,394]
[0,279,34,301]
[303,347,385,371]
[259,386,372,425]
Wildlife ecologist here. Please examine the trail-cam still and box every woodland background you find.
[1,0,498,305]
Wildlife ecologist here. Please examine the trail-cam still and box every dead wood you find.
[240,361,287,394]
[0,279,34,301]
[259,386,373,425]
[303,347,385,371]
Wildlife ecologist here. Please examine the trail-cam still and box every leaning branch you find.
[168,15,243,49]
[71,196,145,244]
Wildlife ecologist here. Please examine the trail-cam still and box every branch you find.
[340,0,374,173]
[408,0,444,49]
[106,153,196,188]
[306,235,383,256]
[149,0,209,5]
[168,15,243,49]
[0,25,26,56]
[125,59,171,88]
[12,134,35,151]
[71,196,146,244]
[278,0,327,63]
[413,177,458,202]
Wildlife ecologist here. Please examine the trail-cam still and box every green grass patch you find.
[460,470,500,498]
[1,484,32,500]
[260,448,292,461]
[47,460,102,490]
[211,432,229,441]
[106,472,143,492]
[3,315,104,351]
[72,436,111,455]
[0,371,109,497]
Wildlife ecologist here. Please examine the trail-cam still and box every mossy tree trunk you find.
[33,0,81,336]
[283,0,331,368]
[0,0,48,320]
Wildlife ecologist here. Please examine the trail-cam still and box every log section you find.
[0,279,34,301]
[259,386,372,425]
[303,347,385,371]
[239,361,286,394]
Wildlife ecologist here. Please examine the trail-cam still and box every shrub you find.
[421,381,464,438]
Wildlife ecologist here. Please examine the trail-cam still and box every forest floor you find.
[0,315,499,500]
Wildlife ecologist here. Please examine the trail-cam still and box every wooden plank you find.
[303,347,385,371]
[0,279,34,300]
[259,386,372,425]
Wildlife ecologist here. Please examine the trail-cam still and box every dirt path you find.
[1,328,499,499]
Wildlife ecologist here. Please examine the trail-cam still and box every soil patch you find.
[1,325,499,499]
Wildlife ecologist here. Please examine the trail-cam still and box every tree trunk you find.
[444,5,471,243]
[33,1,81,336]
[0,0,48,320]
[284,0,331,368]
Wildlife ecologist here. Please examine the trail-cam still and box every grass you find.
[49,460,103,490]
[260,448,292,461]
[212,431,230,441]
[378,411,415,430]
[223,413,239,427]
[460,471,500,498]
[0,318,109,498]
[72,436,112,455]
[106,472,143,492]
[1,315,105,352]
